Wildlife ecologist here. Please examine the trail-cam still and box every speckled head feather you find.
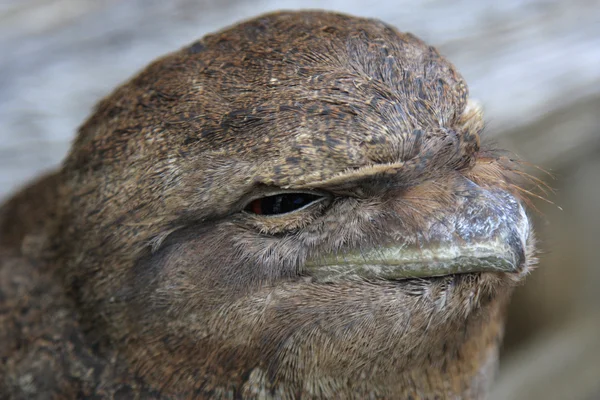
[1,10,536,399]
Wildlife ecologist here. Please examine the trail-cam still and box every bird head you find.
[47,11,536,398]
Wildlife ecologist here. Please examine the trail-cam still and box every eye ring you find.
[244,192,325,216]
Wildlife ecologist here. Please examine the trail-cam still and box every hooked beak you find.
[305,183,530,282]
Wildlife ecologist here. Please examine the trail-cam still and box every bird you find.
[0,10,536,400]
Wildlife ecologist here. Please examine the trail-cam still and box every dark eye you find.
[245,193,323,215]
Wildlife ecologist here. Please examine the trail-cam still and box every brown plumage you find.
[0,11,536,399]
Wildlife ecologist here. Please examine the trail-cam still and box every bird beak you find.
[304,185,531,282]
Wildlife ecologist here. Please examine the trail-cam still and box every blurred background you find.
[1,1,599,398]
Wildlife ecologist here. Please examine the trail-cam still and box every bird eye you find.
[245,193,323,216]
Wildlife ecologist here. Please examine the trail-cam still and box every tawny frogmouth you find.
[0,11,535,400]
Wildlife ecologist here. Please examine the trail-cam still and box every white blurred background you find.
[1,1,599,398]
